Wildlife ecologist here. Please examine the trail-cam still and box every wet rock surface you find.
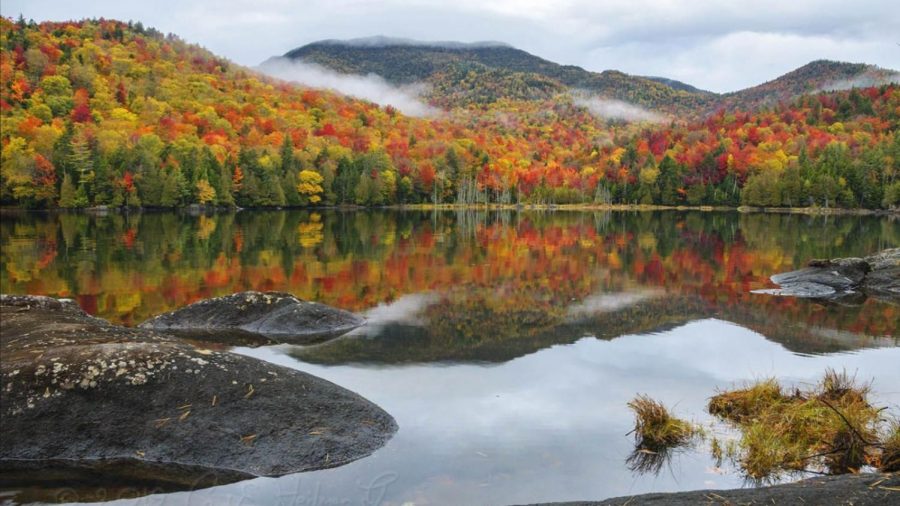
[0,294,397,493]
[754,248,899,302]
[138,291,365,345]
[526,472,899,506]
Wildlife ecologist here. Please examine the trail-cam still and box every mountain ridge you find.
[278,39,899,114]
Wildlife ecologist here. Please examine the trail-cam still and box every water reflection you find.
[40,322,900,505]
[2,210,897,351]
[1,210,898,504]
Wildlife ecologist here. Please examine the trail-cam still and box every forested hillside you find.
[2,18,899,210]
[281,39,898,114]
[283,38,714,112]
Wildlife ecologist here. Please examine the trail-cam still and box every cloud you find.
[566,289,665,319]
[256,57,439,117]
[571,93,665,123]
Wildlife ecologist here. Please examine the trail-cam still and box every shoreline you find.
[523,472,898,506]
[1,204,897,216]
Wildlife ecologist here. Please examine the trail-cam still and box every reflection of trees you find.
[738,213,894,264]
[1,210,895,345]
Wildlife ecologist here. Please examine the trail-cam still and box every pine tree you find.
[280,134,295,176]
[58,173,78,208]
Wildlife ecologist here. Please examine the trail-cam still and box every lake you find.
[1,209,898,505]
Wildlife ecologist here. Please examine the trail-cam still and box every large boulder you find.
[754,248,899,302]
[139,291,365,345]
[771,257,869,290]
[0,295,396,492]
[861,249,900,298]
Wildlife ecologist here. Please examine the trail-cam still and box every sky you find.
[2,0,899,93]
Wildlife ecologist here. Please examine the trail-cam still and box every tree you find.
[354,172,374,205]
[40,75,74,117]
[58,173,87,208]
[1,138,35,203]
[883,182,900,209]
[297,170,324,205]
[32,154,58,206]
[196,179,217,204]
[398,175,413,203]
[280,135,295,176]
[657,155,682,205]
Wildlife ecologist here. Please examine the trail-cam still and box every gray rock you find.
[0,294,397,491]
[757,248,898,303]
[524,472,898,506]
[770,259,868,291]
[139,291,365,345]
[863,264,900,297]
[752,281,838,298]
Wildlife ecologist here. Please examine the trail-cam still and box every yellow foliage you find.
[298,213,324,248]
[297,170,324,204]
[195,179,217,205]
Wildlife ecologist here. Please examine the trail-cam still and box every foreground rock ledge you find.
[139,291,365,345]
[754,248,899,302]
[0,294,396,490]
[524,472,898,506]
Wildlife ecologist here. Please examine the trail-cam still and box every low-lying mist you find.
[257,57,438,117]
[571,92,665,123]
[818,72,900,93]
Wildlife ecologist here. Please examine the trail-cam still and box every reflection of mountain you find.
[289,290,898,365]
[289,292,701,364]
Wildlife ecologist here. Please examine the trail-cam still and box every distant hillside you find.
[720,60,899,111]
[281,39,714,112]
[278,40,899,115]
[641,76,710,94]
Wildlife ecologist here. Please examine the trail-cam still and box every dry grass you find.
[626,395,702,475]
[707,378,785,423]
[707,369,883,481]
[880,419,900,472]
[628,395,700,450]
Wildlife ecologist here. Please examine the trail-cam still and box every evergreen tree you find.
[58,173,79,207]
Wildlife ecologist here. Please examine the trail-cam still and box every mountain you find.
[2,19,898,213]
[720,60,899,111]
[276,39,899,115]
[279,38,715,112]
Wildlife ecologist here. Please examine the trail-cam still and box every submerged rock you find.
[754,248,899,302]
[139,291,365,345]
[0,294,396,492]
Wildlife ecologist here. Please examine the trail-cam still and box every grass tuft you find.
[626,395,702,475]
[628,395,700,450]
[707,369,882,481]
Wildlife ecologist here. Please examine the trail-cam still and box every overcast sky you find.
[3,0,898,92]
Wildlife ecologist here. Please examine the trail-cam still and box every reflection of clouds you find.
[348,292,439,335]
[566,288,665,319]
[102,321,900,505]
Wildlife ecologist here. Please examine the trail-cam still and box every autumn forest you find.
[1,17,899,211]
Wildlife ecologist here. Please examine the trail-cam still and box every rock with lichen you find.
[138,291,364,345]
[0,294,396,491]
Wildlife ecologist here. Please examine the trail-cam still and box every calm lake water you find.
[1,209,899,505]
